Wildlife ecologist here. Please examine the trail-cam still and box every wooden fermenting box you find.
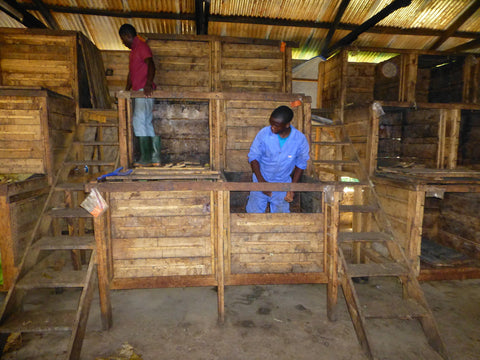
[373,171,480,280]
[98,92,339,297]
[0,87,76,179]
[0,175,49,290]
[102,35,294,104]
[0,28,111,109]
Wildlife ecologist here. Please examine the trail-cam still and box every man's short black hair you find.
[271,105,294,124]
[119,24,137,37]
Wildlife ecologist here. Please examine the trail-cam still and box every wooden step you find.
[362,298,428,320]
[18,266,88,289]
[0,310,76,333]
[339,232,392,242]
[346,263,408,277]
[55,183,86,191]
[339,205,378,213]
[79,121,117,127]
[65,160,116,167]
[49,208,92,218]
[34,236,95,250]
[74,141,119,146]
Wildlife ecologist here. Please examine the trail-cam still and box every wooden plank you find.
[230,213,323,233]
[231,253,323,274]
[111,215,211,239]
[113,257,213,277]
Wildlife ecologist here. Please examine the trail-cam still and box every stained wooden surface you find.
[110,190,213,278]
[0,88,75,177]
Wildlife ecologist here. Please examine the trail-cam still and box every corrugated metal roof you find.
[1,0,480,58]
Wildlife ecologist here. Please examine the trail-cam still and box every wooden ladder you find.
[0,108,118,359]
[313,119,449,359]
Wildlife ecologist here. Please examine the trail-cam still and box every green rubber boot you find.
[134,136,152,167]
[151,136,162,166]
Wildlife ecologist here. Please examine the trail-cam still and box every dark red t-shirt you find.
[129,36,156,91]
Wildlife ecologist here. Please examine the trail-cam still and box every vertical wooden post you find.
[317,61,325,109]
[326,190,340,321]
[399,54,418,103]
[215,189,226,323]
[437,110,447,169]
[406,190,425,276]
[93,206,112,330]
[447,109,461,169]
[0,195,15,290]
[117,97,129,169]
[367,105,380,177]
[284,46,292,93]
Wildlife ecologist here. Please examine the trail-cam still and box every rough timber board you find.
[110,190,214,279]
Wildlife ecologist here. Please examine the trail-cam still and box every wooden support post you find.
[326,190,340,321]
[399,53,418,102]
[366,105,380,177]
[317,61,325,109]
[406,190,425,276]
[215,189,227,323]
[447,109,461,170]
[93,208,112,330]
[118,98,129,169]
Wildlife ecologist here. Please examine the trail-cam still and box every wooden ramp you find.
[313,119,449,359]
[0,109,118,359]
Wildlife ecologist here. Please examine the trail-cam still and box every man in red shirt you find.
[119,24,160,166]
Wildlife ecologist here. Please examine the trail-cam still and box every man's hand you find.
[284,191,294,202]
[144,84,153,97]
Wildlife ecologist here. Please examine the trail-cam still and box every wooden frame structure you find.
[89,178,354,323]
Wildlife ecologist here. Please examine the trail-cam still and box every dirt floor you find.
[1,278,479,360]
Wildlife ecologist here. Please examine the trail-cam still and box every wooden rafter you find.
[31,0,59,30]
[429,0,480,50]
[320,0,351,58]
[0,0,46,28]
[325,0,413,57]
[195,0,210,35]
[448,37,480,53]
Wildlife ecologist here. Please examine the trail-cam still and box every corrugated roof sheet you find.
[2,0,480,57]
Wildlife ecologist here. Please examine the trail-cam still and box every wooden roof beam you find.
[429,0,480,50]
[31,0,59,30]
[325,0,412,57]
[0,0,46,28]
[320,0,351,59]
[448,38,480,53]
[195,0,210,35]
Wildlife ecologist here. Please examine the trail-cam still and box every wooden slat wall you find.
[0,89,75,176]
[149,39,212,92]
[224,99,305,172]
[78,34,112,109]
[103,36,292,96]
[0,177,49,290]
[101,51,129,102]
[321,51,347,110]
[343,106,371,171]
[110,190,214,278]
[437,193,480,260]
[220,43,285,92]
[374,180,424,265]
[0,95,45,173]
[229,213,324,274]
[0,30,76,100]
[458,110,480,166]
[345,63,375,107]
[402,109,440,167]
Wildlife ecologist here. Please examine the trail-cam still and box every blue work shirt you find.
[248,125,310,183]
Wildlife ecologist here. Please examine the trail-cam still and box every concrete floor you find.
[1,278,479,360]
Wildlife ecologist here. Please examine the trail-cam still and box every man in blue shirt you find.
[246,105,310,213]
